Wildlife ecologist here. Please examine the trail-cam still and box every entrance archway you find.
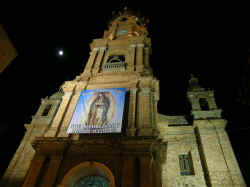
[59,161,115,187]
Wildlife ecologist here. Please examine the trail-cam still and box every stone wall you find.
[157,114,246,187]
[0,93,62,187]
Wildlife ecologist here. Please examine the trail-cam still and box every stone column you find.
[126,88,137,136]
[128,44,136,72]
[44,82,75,137]
[140,155,153,187]
[152,147,164,187]
[152,92,157,131]
[121,156,135,187]
[57,91,81,137]
[22,155,46,187]
[109,23,118,40]
[136,44,144,72]
[82,48,99,76]
[40,155,63,187]
[92,47,106,74]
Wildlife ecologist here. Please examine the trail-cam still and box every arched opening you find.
[199,98,209,111]
[41,104,52,116]
[107,55,125,64]
[103,55,126,72]
[74,176,110,187]
[59,161,115,187]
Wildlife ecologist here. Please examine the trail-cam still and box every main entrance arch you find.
[59,161,115,187]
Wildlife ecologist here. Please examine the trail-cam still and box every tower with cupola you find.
[1,9,162,187]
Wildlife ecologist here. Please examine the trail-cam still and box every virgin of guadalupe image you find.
[81,91,115,126]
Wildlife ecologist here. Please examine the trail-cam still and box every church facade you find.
[1,11,246,187]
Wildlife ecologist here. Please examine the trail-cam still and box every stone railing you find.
[102,62,126,72]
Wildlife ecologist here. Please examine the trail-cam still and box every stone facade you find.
[1,10,246,187]
[1,92,63,187]
[156,75,246,187]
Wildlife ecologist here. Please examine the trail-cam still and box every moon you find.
[58,50,64,56]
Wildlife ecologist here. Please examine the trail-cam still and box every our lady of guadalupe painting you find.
[83,91,115,126]
[67,88,126,134]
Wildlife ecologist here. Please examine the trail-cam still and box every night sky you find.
[0,2,248,185]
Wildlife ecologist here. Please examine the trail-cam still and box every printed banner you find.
[67,88,126,134]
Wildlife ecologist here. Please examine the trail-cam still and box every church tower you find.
[1,10,246,187]
[1,9,162,187]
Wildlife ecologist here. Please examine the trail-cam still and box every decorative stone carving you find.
[62,81,77,93]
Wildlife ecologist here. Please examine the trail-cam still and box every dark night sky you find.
[0,1,248,185]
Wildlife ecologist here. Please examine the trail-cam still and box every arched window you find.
[116,29,128,36]
[199,98,209,111]
[103,55,126,72]
[120,17,128,22]
[59,162,115,187]
[107,55,125,64]
[74,176,110,187]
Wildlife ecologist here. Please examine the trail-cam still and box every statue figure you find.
[87,92,110,126]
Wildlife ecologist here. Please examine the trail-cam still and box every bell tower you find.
[1,9,163,187]
[187,74,222,120]
[187,75,246,187]
[74,9,158,137]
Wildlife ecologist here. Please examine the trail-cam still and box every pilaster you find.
[126,88,137,136]
[187,94,200,110]
[109,23,118,40]
[1,125,35,187]
[195,120,235,187]
[40,155,63,187]
[144,47,150,68]
[128,44,136,71]
[137,87,154,136]
[139,155,153,187]
[136,44,144,72]
[82,47,99,77]
[44,82,75,137]
[22,155,46,187]
[57,91,81,137]
[92,47,106,74]
[207,96,217,110]
[216,126,246,186]
[121,156,135,187]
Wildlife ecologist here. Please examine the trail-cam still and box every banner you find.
[67,88,126,134]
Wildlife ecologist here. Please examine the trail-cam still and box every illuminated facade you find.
[1,11,246,187]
